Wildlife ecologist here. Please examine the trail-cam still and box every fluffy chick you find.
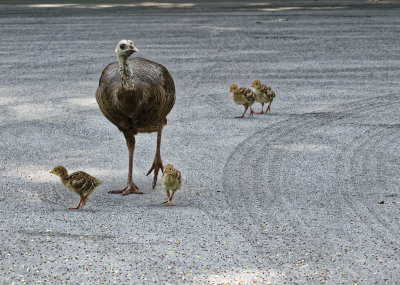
[229,84,256,118]
[161,164,182,206]
[50,166,102,210]
[251,80,276,114]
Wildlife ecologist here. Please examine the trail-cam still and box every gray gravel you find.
[1,0,400,284]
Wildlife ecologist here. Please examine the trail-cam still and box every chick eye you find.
[120,44,127,49]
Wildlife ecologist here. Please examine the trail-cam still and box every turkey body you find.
[232,87,255,107]
[161,164,182,206]
[229,84,255,118]
[50,166,102,209]
[63,171,102,197]
[96,57,175,134]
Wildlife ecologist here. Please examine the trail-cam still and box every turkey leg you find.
[265,99,273,113]
[80,194,90,206]
[69,196,84,210]
[167,190,176,206]
[162,189,170,204]
[256,103,264,114]
[249,107,255,117]
[147,123,164,189]
[109,134,143,195]
[236,106,249,118]
[162,190,176,206]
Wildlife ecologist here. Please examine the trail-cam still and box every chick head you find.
[229,84,238,93]
[251,80,261,89]
[50,166,67,177]
[163,164,174,174]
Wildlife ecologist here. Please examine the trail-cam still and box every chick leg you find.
[109,134,143,195]
[162,189,170,204]
[249,106,255,117]
[265,99,273,113]
[236,106,248,118]
[147,123,164,189]
[167,190,176,206]
[256,103,264,114]
[69,196,84,210]
[81,194,90,206]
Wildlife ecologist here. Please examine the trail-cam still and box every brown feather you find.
[259,84,271,94]
[96,57,175,136]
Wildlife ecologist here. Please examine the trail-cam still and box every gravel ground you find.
[1,0,399,284]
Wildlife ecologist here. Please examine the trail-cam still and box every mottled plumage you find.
[50,166,102,209]
[251,80,276,114]
[229,84,255,118]
[96,40,175,195]
[161,164,182,206]
[96,57,175,134]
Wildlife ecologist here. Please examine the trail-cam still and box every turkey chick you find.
[251,80,276,114]
[229,84,255,118]
[50,166,102,210]
[161,164,182,206]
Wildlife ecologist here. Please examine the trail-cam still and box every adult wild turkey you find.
[96,40,175,195]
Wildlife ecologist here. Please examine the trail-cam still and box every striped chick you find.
[229,84,256,118]
[161,164,182,206]
[251,80,276,114]
[50,166,102,209]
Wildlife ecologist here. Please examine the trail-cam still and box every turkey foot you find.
[80,195,89,206]
[162,191,176,206]
[236,106,249,119]
[256,103,265,114]
[265,100,273,113]
[68,206,80,210]
[147,157,163,189]
[109,182,142,195]
[69,197,84,210]
[249,107,255,117]
[162,200,175,206]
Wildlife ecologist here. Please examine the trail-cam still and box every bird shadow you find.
[18,229,113,241]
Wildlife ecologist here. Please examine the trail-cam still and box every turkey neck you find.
[58,169,69,185]
[118,55,134,85]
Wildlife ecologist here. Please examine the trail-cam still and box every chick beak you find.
[132,46,139,53]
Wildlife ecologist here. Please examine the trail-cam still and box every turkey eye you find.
[120,44,127,49]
